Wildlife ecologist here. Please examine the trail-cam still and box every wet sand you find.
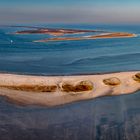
[0,71,140,107]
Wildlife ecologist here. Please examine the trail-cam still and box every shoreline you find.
[0,69,140,76]
[0,71,140,106]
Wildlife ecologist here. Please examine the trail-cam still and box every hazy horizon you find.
[0,0,140,25]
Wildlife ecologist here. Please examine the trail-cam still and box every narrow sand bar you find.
[0,71,140,107]
[35,32,136,42]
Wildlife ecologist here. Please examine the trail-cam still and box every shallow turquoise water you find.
[0,24,140,140]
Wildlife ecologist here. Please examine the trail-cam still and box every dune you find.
[0,72,140,106]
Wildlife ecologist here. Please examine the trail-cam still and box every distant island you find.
[35,32,136,42]
[13,26,137,42]
[14,27,103,36]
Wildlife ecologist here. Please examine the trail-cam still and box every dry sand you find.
[0,71,140,107]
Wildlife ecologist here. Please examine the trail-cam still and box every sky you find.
[0,0,140,24]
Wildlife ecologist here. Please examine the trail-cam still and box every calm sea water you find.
[0,24,140,140]
[0,24,140,75]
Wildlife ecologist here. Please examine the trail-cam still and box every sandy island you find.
[12,27,137,42]
[13,27,137,42]
[0,71,140,106]
[15,28,102,36]
[35,32,137,42]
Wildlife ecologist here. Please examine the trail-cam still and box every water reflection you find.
[0,91,139,140]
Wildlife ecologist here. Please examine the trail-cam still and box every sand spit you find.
[0,72,140,106]
[35,32,136,42]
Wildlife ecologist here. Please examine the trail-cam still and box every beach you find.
[0,71,140,106]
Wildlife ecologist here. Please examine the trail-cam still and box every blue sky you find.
[0,0,140,24]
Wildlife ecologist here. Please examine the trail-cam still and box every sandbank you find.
[0,71,140,106]
[35,32,136,42]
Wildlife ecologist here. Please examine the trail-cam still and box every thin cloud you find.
[0,4,140,24]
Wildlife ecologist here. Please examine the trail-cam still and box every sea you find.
[0,24,140,140]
